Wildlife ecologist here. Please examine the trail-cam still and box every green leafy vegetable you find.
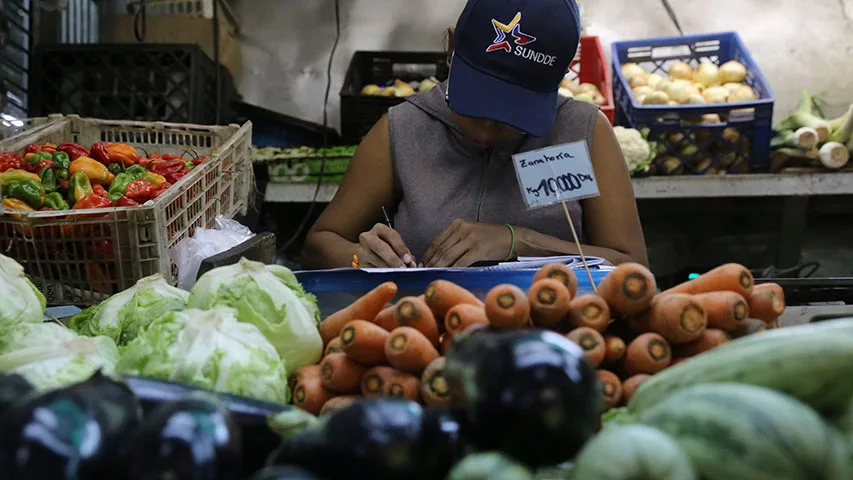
[188,258,323,370]
[0,253,46,329]
[267,408,321,442]
[0,322,119,391]
[68,274,189,345]
[117,306,289,404]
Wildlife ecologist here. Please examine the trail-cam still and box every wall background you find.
[232,0,853,131]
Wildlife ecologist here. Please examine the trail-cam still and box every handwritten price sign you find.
[512,141,600,209]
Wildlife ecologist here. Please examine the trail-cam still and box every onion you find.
[621,63,647,79]
[646,73,664,89]
[665,82,691,103]
[559,88,575,98]
[701,114,723,125]
[668,61,694,80]
[656,78,673,92]
[633,86,655,98]
[703,86,730,104]
[643,91,671,105]
[719,61,748,84]
[687,93,707,105]
[579,83,600,94]
[729,85,757,102]
[593,94,607,106]
[693,63,720,88]
[575,93,595,104]
[723,82,744,93]
[629,76,648,89]
[361,84,382,95]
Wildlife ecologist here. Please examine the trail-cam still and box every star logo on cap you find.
[486,12,537,54]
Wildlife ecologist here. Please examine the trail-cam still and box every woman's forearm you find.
[301,231,358,270]
[514,226,636,266]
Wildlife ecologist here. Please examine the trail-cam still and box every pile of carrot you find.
[294,262,785,416]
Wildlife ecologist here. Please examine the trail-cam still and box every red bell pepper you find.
[116,196,140,207]
[92,184,108,197]
[86,240,115,261]
[136,156,152,168]
[73,193,113,210]
[0,152,23,172]
[150,182,172,200]
[124,179,156,204]
[148,159,185,176]
[90,142,111,165]
[24,144,41,155]
[58,143,90,161]
[58,180,70,194]
[39,143,57,155]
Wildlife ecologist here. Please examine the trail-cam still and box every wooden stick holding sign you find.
[512,141,601,293]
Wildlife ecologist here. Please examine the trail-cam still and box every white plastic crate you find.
[0,115,253,305]
[0,115,62,141]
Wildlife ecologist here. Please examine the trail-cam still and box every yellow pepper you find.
[143,172,167,186]
[69,157,115,185]
[2,197,35,211]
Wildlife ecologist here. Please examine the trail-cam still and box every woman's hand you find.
[357,223,418,268]
[421,219,512,268]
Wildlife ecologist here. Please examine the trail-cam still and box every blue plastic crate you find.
[612,32,775,174]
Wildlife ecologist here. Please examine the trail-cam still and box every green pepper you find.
[5,179,45,209]
[107,163,124,176]
[56,168,69,181]
[44,192,69,210]
[28,151,52,166]
[184,159,195,170]
[67,171,93,205]
[38,167,57,194]
[108,173,133,198]
[124,164,147,180]
[51,151,71,170]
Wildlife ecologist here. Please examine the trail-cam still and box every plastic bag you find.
[171,216,255,291]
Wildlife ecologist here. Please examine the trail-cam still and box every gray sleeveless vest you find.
[388,83,600,260]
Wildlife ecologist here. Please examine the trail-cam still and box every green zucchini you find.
[640,383,850,480]
[628,332,853,415]
[571,425,696,480]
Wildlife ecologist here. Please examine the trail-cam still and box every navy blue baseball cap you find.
[447,0,581,137]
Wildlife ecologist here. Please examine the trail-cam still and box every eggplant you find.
[0,374,34,413]
[444,328,601,468]
[116,392,242,480]
[249,466,324,480]
[268,398,464,480]
[0,371,141,479]
[123,375,288,473]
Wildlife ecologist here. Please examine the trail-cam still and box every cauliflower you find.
[614,126,654,175]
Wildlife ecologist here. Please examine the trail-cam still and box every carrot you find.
[528,279,572,329]
[693,291,749,332]
[385,327,440,375]
[292,375,334,415]
[320,282,398,344]
[621,374,650,403]
[320,353,368,394]
[421,357,450,407]
[324,337,344,356]
[386,373,420,402]
[319,395,362,416]
[360,366,420,401]
[424,280,483,318]
[566,294,611,333]
[444,303,489,335]
[672,328,729,358]
[632,294,707,345]
[287,365,321,393]
[393,296,441,346]
[566,327,607,368]
[603,335,626,365]
[623,333,671,375]
[732,319,768,339]
[664,263,754,297]
[596,263,657,315]
[597,370,623,410]
[534,263,579,298]
[439,333,454,355]
[485,284,531,330]
[748,283,786,323]
[340,320,389,365]
[374,305,397,331]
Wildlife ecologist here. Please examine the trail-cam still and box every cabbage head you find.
[117,306,289,404]
[69,274,189,345]
[0,253,46,329]
[0,322,120,391]
[188,258,322,370]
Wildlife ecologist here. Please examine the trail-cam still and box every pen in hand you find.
[382,206,417,268]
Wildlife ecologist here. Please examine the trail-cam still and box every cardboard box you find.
[101,15,241,77]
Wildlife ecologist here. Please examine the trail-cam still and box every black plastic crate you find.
[340,51,448,144]
[30,44,236,124]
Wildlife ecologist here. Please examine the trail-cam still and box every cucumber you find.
[628,332,853,415]
[571,425,697,480]
[640,383,850,480]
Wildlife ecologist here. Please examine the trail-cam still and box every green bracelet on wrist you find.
[504,224,516,261]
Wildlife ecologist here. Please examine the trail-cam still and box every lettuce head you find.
[0,253,46,328]
[187,258,322,370]
[69,274,189,345]
[0,322,120,391]
[116,306,289,404]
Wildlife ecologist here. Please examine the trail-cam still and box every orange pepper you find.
[105,143,137,166]
[69,157,114,185]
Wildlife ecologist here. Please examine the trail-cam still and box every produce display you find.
[257,146,358,184]
[558,78,608,106]
[614,126,657,176]
[0,141,209,212]
[770,91,853,172]
[360,77,440,98]
[620,60,755,107]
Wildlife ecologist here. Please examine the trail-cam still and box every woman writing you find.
[303,0,647,269]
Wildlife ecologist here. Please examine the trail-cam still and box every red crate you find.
[567,36,615,125]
